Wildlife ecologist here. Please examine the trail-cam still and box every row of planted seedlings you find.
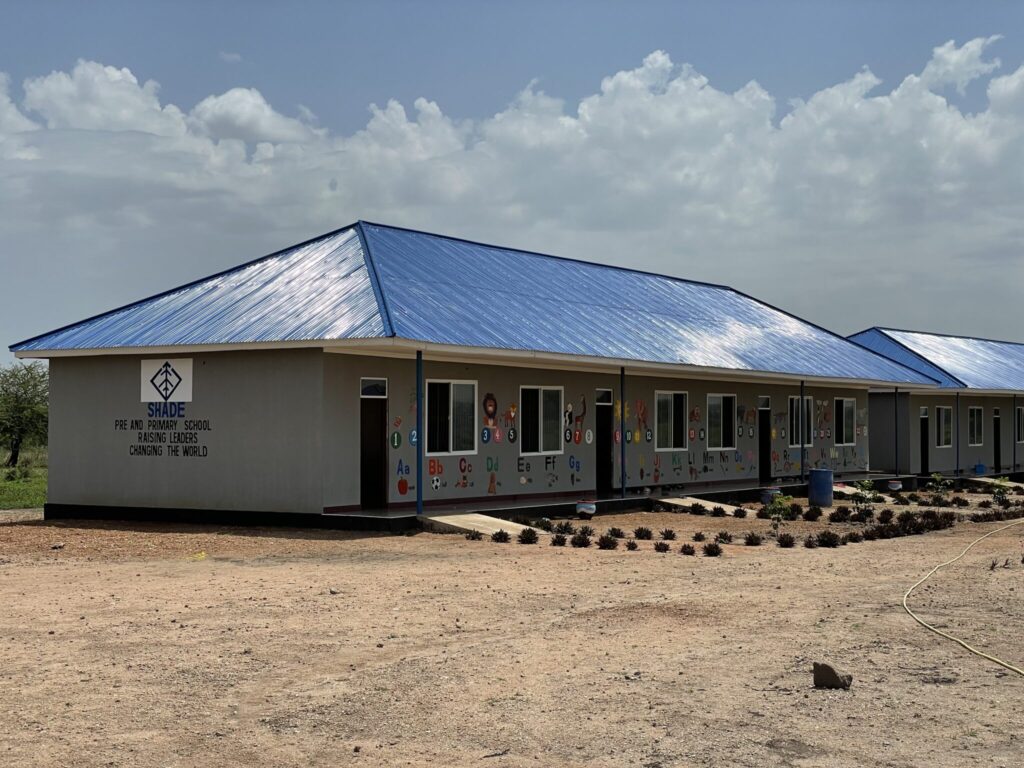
[467,520,734,556]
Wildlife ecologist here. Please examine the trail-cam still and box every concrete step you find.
[658,496,747,517]
[422,512,547,537]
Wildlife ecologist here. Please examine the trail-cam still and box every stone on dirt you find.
[813,661,852,690]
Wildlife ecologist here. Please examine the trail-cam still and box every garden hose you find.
[902,518,1024,677]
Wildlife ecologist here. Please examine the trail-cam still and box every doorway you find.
[595,389,614,497]
[758,398,772,485]
[919,407,929,476]
[993,410,1002,473]
[360,378,389,510]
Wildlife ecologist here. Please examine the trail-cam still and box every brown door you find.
[360,398,388,510]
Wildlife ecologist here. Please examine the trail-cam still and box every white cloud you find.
[3,38,1024,354]
[219,51,243,64]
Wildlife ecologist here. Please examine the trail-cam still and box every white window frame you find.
[834,398,856,447]
[425,378,478,457]
[935,406,953,448]
[788,395,813,448]
[595,388,613,405]
[706,393,737,451]
[1016,406,1024,444]
[757,396,771,410]
[968,406,984,447]
[654,390,688,452]
[359,377,388,399]
[519,385,564,457]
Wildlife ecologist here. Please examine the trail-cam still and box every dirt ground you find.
[2,505,1023,767]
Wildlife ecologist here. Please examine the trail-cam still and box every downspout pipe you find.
[620,366,627,499]
[1014,394,1018,473]
[894,387,899,476]
[799,380,806,483]
[955,391,961,478]
[416,350,424,516]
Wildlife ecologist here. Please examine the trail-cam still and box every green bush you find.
[517,527,539,545]
[680,543,696,556]
[625,540,639,551]
[607,527,625,539]
[554,521,576,534]
[714,530,733,544]
[570,532,592,548]
[653,541,671,553]
[633,526,653,540]
[710,505,727,517]
[660,528,677,541]
[465,529,483,541]
[732,507,747,519]
[702,542,723,557]
[692,531,706,542]
[777,532,796,548]
[491,529,511,543]
[744,531,763,546]
[816,530,841,548]
[550,533,567,547]
[596,534,618,550]
[802,506,823,522]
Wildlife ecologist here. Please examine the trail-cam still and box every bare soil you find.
[2,503,1023,767]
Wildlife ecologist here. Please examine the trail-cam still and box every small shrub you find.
[465,529,483,541]
[756,506,771,519]
[803,534,818,548]
[907,492,921,503]
[596,533,618,550]
[517,528,539,545]
[554,521,576,534]
[702,541,723,557]
[816,530,841,548]
[842,531,863,544]
[892,493,910,506]
[802,506,823,522]
[680,543,696,556]
[978,500,993,509]
[897,510,923,535]
[828,507,851,524]
[789,502,804,518]
[625,539,639,550]
[570,532,592,548]
[952,496,970,508]
[660,528,677,541]
[715,530,733,544]
[777,532,796,548]
[534,518,554,532]
[744,531,763,546]
[689,503,708,515]
[878,508,894,525]
[692,531,706,542]
[732,507,747,519]
[512,515,532,526]
[862,527,878,541]
[550,533,567,547]
[578,524,595,537]
[634,526,653,540]
[607,527,625,539]
[653,541,671,553]
[491,529,511,543]
[710,505,727,517]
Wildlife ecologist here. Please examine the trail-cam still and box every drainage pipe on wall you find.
[416,350,423,516]
[620,366,626,499]
[955,391,961,478]
[894,387,899,476]
[799,380,806,483]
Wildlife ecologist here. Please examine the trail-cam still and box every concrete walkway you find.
[422,512,547,537]
[657,497,748,517]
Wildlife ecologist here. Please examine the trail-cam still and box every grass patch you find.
[0,467,47,510]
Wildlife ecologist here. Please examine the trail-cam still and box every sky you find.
[3,1,1024,361]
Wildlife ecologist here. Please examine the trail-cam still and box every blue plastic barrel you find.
[808,468,834,508]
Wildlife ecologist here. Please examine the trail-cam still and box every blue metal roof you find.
[850,327,1024,391]
[12,221,934,385]
[11,227,388,351]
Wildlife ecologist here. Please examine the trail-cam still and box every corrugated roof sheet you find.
[848,328,963,388]
[11,228,387,351]
[850,327,1024,391]
[11,221,935,385]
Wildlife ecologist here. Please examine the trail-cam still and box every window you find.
[1017,407,1024,444]
[757,396,771,410]
[936,406,953,448]
[707,394,736,450]
[834,398,856,446]
[520,386,562,455]
[919,406,928,418]
[655,391,688,451]
[968,406,983,446]
[788,396,813,448]
[596,389,613,405]
[360,378,387,398]
[426,380,476,455]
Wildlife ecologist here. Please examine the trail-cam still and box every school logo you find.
[141,358,193,403]
[150,362,182,401]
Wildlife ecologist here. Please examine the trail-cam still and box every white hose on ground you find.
[902,518,1024,677]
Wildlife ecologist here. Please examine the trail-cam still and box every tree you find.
[0,362,48,467]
